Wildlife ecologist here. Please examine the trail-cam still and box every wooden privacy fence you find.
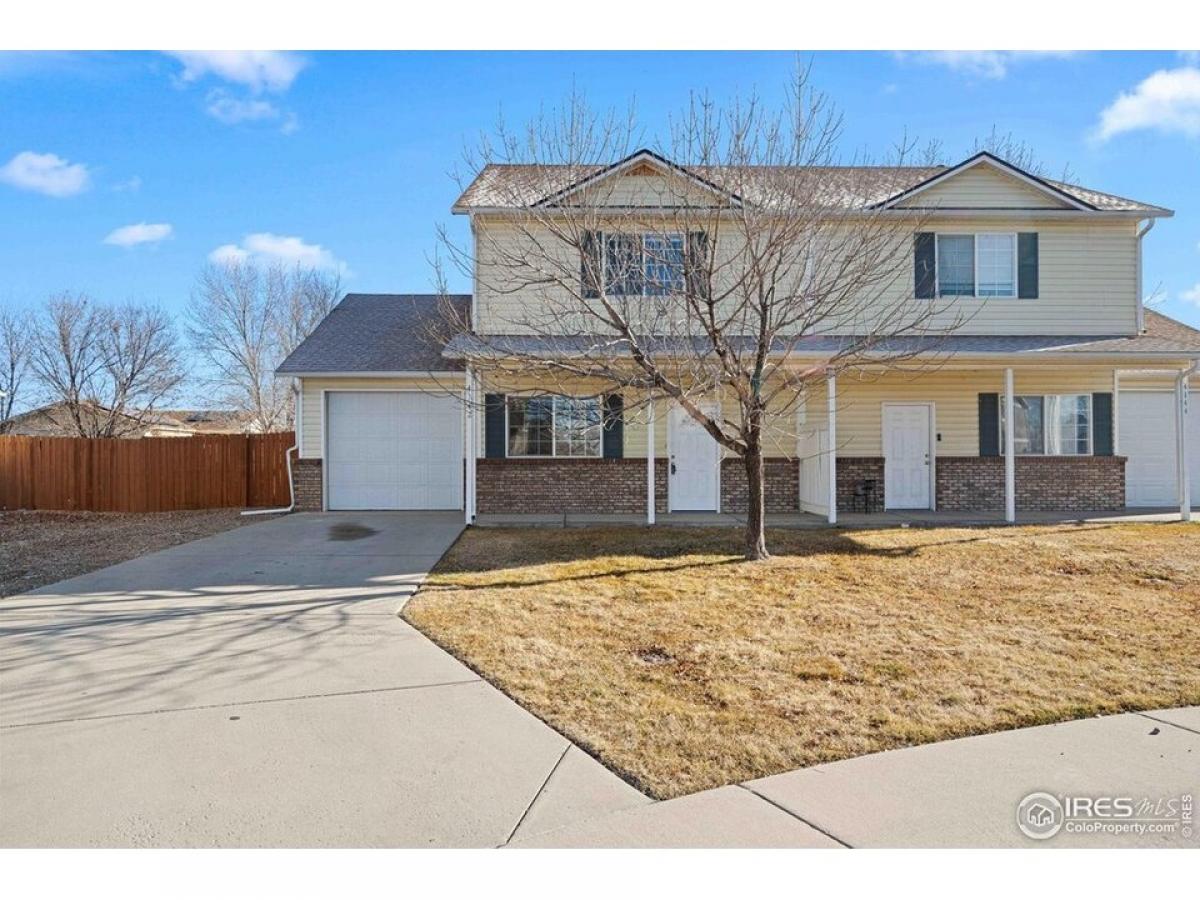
[0,432,295,512]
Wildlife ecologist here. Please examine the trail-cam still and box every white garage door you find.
[325,391,462,510]
[1119,390,1200,507]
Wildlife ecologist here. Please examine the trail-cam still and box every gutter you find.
[1136,219,1157,333]
[242,378,300,517]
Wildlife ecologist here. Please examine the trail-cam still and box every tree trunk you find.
[743,446,770,561]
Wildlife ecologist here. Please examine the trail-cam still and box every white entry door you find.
[669,405,720,511]
[326,391,462,510]
[883,404,932,510]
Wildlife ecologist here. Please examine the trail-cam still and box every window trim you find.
[504,394,604,459]
[935,232,1019,299]
[602,231,686,298]
[1000,393,1093,456]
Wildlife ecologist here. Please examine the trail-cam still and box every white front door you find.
[883,404,932,510]
[669,404,720,511]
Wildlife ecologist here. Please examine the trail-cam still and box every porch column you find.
[1004,368,1016,523]
[464,368,476,524]
[1177,372,1191,523]
[646,393,656,525]
[1112,370,1121,456]
[827,371,837,525]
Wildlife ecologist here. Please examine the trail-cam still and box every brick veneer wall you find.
[293,458,323,511]
[720,458,799,513]
[476,458,668,514]
[836,457,886,513]
[936,456,1125,512]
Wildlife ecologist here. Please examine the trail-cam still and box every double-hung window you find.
[1000,394,1092,455]
[936,233,1017,298]
[507,396,602,458]
[603,233,685,297]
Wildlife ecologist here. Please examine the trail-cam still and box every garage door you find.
[1119,390,1199,507]
[325,391,462,510]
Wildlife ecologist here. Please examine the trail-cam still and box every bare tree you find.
[0,307,34,430]
[188,262,340,432]
[437,75,961,560]
[28,294,187,437]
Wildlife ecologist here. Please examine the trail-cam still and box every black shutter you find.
[484,393,506,459]
[979,393,1000,456]
[1092,392,1114,456]
[581,231,601,299]
[914,232,936,299]
[686,231,710,300]
[1018,233,1039,299]
[602,394,624,459]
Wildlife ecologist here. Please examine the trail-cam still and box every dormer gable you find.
[877,151,1094,211]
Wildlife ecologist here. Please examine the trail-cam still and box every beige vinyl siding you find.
[811,366,1117,457]
[896,164,1071,209]
[477,366,1122,461]
[299,376,464,459]
[474,215,1140,338]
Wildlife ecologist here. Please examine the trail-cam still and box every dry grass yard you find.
[404,523,1200,799]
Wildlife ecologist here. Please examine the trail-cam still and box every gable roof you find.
[871,151,1095,211]
[530,148,743,209]
[275,293,470,376]
[452,151,1170,216]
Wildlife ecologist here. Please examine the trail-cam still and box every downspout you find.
[242,377,300,516]
[1135,219,1156,333]
[1177,360,1198,522]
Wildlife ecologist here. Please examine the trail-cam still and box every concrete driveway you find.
[0,512,647,847]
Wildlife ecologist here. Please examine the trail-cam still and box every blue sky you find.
[1,50,1198,327]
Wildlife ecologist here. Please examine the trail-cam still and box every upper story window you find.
[603,233,685,296]
[936,233,1017,298]
[507,396,602,458]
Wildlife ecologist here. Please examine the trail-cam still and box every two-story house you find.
[277,150,1200,522]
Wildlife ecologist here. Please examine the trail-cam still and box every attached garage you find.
[1119,389,1199,507]
[325,391,463,510]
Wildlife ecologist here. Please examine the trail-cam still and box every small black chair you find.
[853,478,879,513]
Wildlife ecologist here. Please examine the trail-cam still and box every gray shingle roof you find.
[276,294,470,375]
[443,310,1200,362]
[453,153,1168,215]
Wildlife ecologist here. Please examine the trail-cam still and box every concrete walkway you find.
[476,507,1198,529]
[512,708,1200,848]
[0,512,648,848]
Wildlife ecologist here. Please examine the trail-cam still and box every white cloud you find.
[1095,67,1200,141]
[112,175,142,193]
[1182,284,1200,306]
[103,222,173,247]
[0,150,89,197]
[208,233,345,272]
[166,51,306,94]
[205,90,282,124]
[900,51,1077,80]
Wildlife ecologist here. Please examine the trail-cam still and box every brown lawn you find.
[404,523,1200,799]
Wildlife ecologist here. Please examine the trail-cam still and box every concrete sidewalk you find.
[0,512,648,848]
[512,708,1200,848]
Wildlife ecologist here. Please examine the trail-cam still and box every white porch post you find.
[1112,369,1121,456]
[464,368,476,524]
[646,393,656,525]
[1004,368,1016,523]
[1177,372,1191,522]
[827,371,837,525]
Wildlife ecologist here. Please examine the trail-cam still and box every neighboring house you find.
[1,402,260,438]
[277,150,1200,520]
